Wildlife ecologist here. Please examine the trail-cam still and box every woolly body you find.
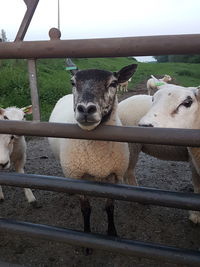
[118,86,200,223]
[147,75,172,95]
[0,107,36,203]
[49,94,129,182]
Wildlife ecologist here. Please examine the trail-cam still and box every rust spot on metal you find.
[49,28,61,40]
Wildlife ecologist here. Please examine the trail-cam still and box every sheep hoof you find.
[107,227,117,237]
[0,198,4,203]
[189,211,200,224]
[83,247,93,256]
[30,201,42,209]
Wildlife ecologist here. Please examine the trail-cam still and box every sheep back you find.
[118,95,152,126]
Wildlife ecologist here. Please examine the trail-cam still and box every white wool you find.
[118,86,200,224]
[147,74,172,95]
[49,94,129,183]
[118,94,152,126]
[0,106,36,204]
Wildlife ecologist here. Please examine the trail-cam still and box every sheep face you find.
[71,64,137,130]
[0,106,32,169]
[0,106,32,121]
[0,134,15,169]
[163,75,172,82]
[139,87,200,129]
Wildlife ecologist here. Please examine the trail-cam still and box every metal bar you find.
[0,34,199,59]
[15,0,39,41]
[27,59,40,121]
[0,219,199,266]
[0,120,200,147]
[0,172,200,210]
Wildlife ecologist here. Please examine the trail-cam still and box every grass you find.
[128,62,200,88]
[0,58,199,121]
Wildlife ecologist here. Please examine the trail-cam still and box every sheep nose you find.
[138,123,154,127]
[0,161,9,169]
[77,104,97,115]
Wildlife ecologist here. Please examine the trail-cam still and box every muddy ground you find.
[0,83,200,267]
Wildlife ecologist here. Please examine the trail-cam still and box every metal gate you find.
[0,1,200,265]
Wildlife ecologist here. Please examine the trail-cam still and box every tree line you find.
[153,55,200,63]
[0,29,7,42]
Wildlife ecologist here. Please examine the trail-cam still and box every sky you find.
[0,0,200,62]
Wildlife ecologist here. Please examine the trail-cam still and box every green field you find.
[0,58,199,121]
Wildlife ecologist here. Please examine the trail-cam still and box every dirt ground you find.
[0,83,200,267]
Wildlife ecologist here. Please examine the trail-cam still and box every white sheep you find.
[118,84,200,224]
[117,78,132,93]
[0,106,36,205]
[48,64,137,241]
[147,74,172,95]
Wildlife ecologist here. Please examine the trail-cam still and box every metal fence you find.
[0,0,200,265]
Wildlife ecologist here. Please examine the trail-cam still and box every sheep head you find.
[71,64,137,130]
[0,105,32,170]
[139,86,200,129]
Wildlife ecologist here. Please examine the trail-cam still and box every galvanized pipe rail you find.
[0,120,200,147]
[0,172,200,210]
[0,218,200,266]
[0,33,200,59]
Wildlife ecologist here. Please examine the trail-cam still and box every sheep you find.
[117,78,132,93]
[147,74,172,95]
[0,106,37,205]
[48,64,137,243]
[118,94,153,184]
[118,84,200,224]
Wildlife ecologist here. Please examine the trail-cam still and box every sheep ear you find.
[0,108,5,115]
[114,64,137,83]
[21,105,32,114]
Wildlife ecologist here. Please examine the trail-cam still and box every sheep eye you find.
[181,97,193,108]
[152,97,154,102]
[10,135,14,140]
[110,81,118,88]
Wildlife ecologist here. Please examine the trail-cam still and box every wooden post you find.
[28,59,41,121]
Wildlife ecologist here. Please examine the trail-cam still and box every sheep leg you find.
[0,186,4,202]
[188,148,200,224]
[80,195,91,233]
[79,195,93,255]
[15,163,37,205]
[105,198,117,236]
[124,143,141,185]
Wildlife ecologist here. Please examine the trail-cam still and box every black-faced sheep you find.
[48,64,137,241]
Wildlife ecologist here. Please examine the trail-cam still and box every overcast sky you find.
[0,0,200,61]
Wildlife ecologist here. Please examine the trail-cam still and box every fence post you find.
[28,59,41,121]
